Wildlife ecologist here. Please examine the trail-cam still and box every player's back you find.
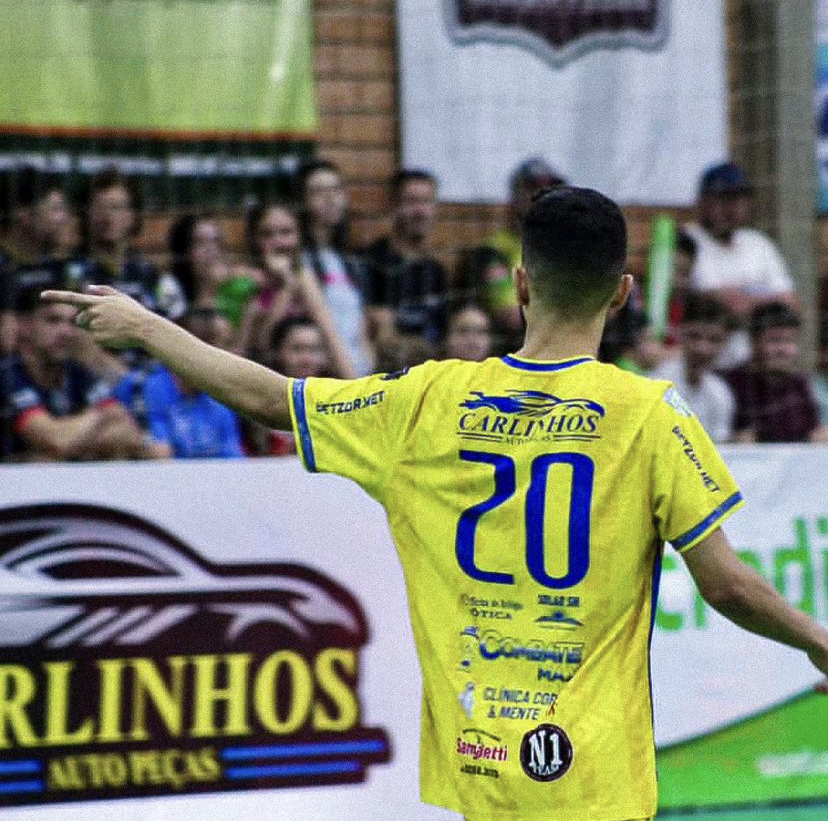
[291,353,742,821]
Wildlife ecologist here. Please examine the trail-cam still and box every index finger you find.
[41,290,102,308]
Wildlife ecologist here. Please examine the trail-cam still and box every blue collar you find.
[501,355,595,372]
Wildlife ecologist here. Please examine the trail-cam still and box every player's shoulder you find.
[591,359,672,399]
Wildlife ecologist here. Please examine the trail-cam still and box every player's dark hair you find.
[749,301,801,337]
[682,295,732,328]
[520,186,627,319]
[389,169,436,203]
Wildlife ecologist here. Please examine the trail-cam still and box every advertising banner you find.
[0,447,823,818]
[653,445,828,814]
[397,0,727,205]
[0,0,317,207]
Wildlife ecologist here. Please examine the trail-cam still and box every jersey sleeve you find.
[650,384,745,553]
[288,365,430,503]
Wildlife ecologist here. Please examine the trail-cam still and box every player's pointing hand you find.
[40,285,157,349]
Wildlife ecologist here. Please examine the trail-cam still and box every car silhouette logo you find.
[0,504,390,806]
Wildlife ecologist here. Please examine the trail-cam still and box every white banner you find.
[0,446,824,817]
[397,0,727,204]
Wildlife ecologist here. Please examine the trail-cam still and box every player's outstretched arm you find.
[682,528,828,681]
[41,286,291,430]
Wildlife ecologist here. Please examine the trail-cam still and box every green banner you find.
[657,691,828,812]
[0,0,316,207]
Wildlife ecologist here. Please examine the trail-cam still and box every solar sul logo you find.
[0,504,390,806]
[445,0,669,66]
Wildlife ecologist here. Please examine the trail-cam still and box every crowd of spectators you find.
[0,157,825,462]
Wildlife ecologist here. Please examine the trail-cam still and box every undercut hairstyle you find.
[520,186,627,319]
[389,169,436,203]
[749,301,801,338]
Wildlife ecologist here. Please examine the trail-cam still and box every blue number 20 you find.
[456,450,594,589]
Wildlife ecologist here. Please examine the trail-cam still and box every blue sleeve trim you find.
[671,491,743,551]
[292,379,317,473]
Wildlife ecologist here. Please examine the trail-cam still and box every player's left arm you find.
[682,527,828,680]
[41,286,291,430]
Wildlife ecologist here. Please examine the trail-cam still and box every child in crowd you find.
[142,307,244,459]
[720,302,826,442]
[443,302,493,362]
[650,295,735,442]
[248,316,331,456]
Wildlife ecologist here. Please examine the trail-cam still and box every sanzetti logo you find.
[0,504,389,806]
[444,0,669,65]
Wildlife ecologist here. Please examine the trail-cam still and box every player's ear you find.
[514,266,530,307]
[608,273,633,310]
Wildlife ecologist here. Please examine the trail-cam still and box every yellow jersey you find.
[288,354,743,821]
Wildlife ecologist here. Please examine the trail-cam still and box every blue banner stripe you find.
[0,761,40,775]
[222,739,387,761]
[292,378,317,472]
[671,492,744,550]
[0,780,43,794]
[226,761,361,779]
[501,355,594,372]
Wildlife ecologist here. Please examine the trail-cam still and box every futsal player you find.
[43,187,828,821]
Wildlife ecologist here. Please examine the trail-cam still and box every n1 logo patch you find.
[519,724,573,782]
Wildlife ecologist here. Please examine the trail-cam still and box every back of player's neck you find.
[516,311,602,362]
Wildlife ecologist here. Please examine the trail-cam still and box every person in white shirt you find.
[650,295,736,442]
[683,162,796,367]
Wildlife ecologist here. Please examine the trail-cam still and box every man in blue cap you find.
[683,161,797,367]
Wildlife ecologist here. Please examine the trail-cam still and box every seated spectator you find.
[452,246,517,354]
[239,200,354,376]
[481,157,567,347]
[77,166,184,318]
[599,277,664,374]
[265,315,331,379]
[663,229,697,348]
[249,316,331,456]
[720,302,824,443]
[363,169,448,348]
[443,303,493,362]
[297,159,373,375]
[0,166,74,267]
[142,308,243,459]
[5,290,167,461]
[165,212,262,343]
[683,161,796,367]
[0,167,76,354]
[650,296,735,442]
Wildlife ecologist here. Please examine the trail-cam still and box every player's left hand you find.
[41,285,156,350]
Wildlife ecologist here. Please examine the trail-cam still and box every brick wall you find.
[134,1,797,301]
[310,0,683,281]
